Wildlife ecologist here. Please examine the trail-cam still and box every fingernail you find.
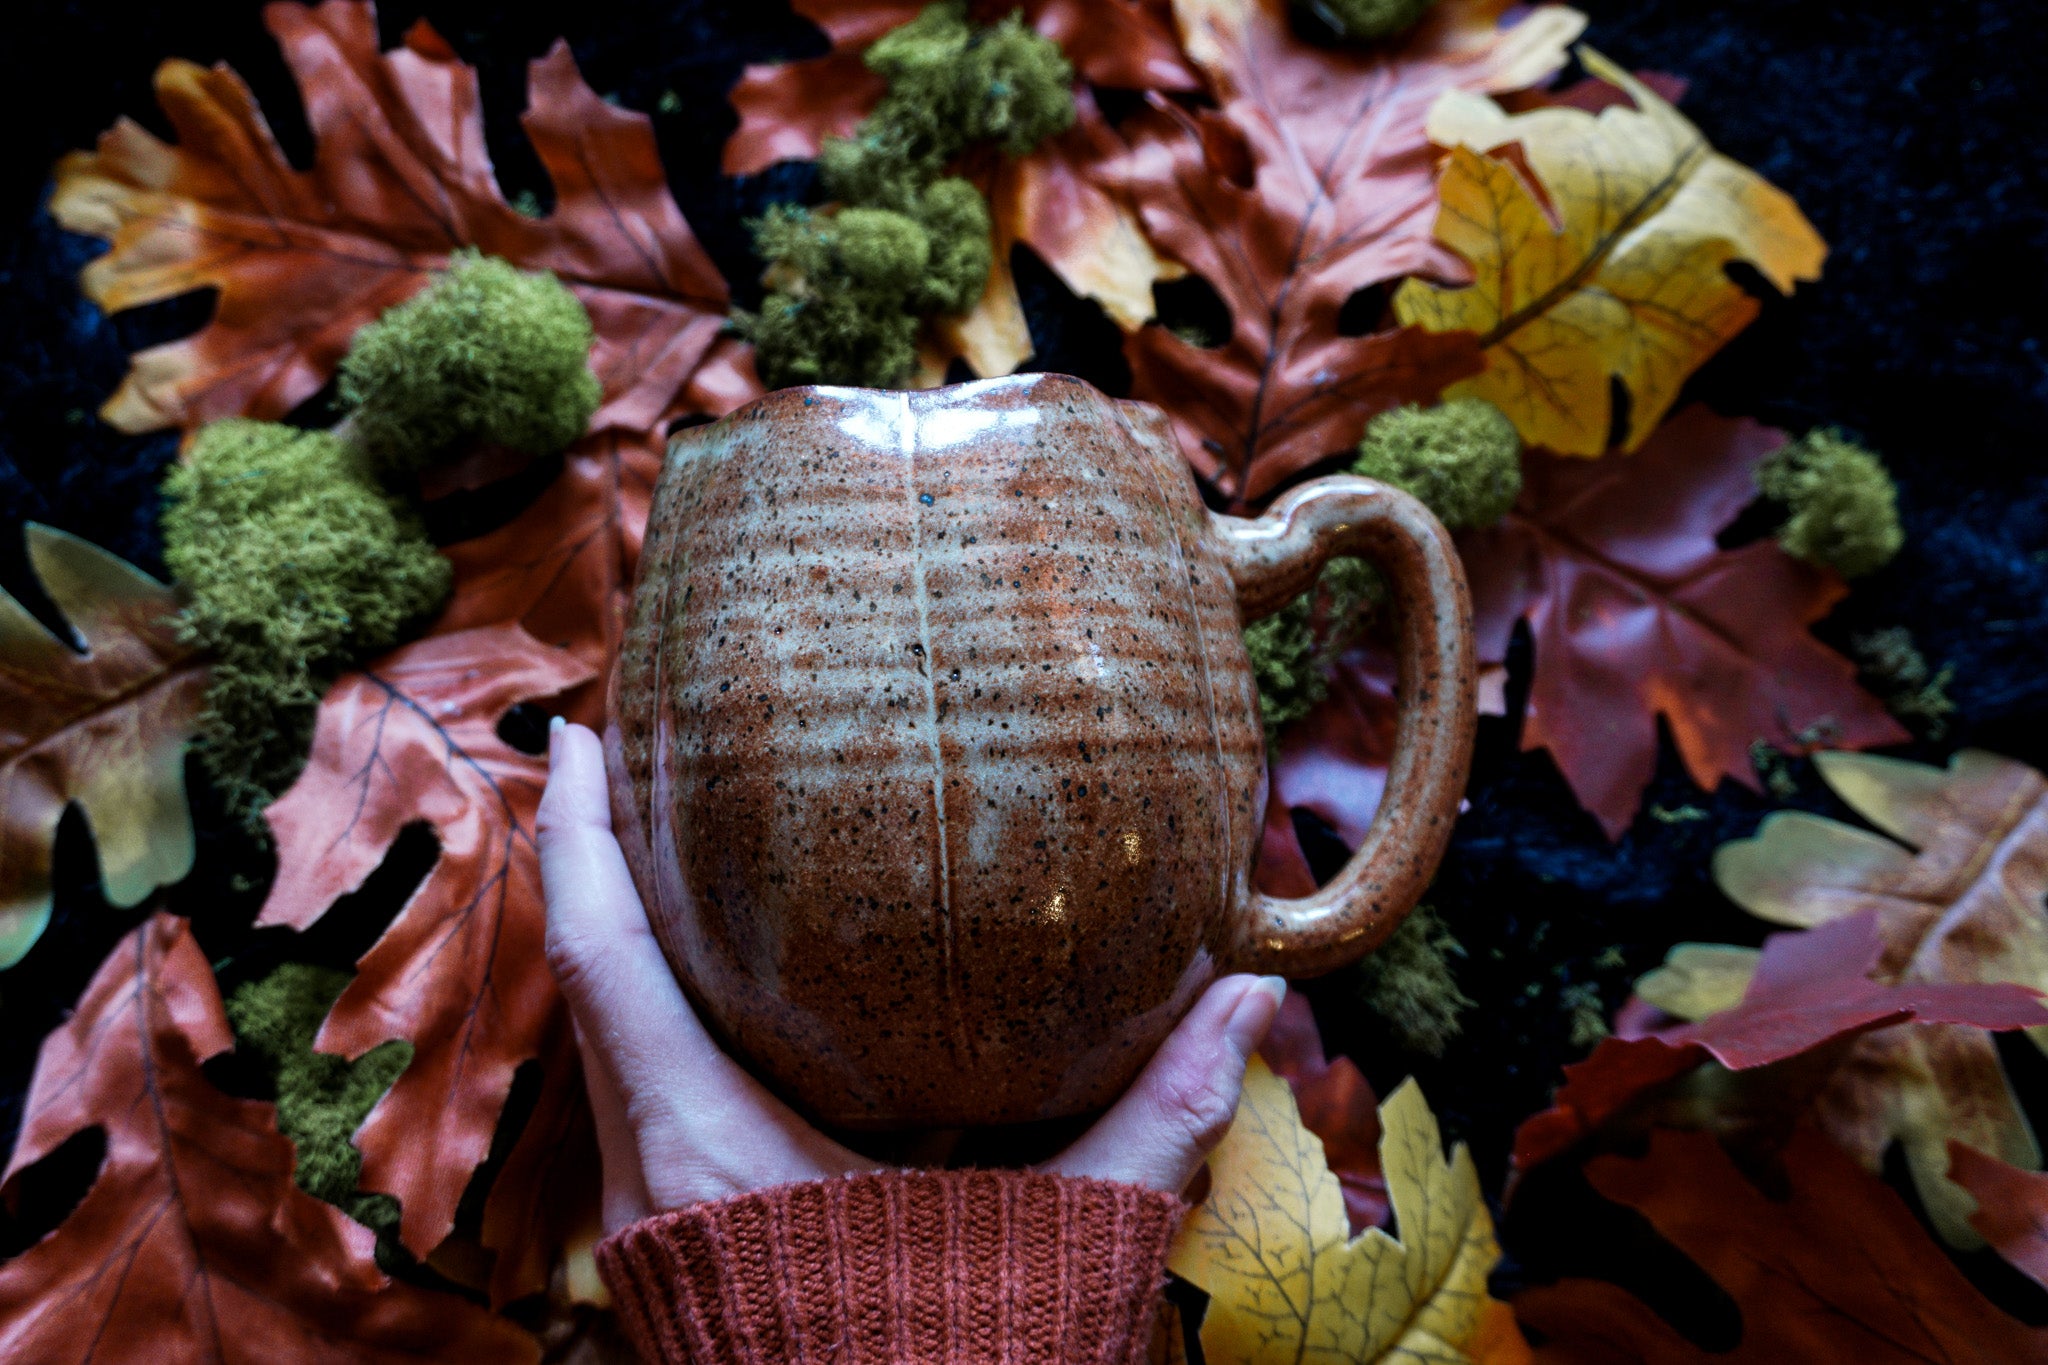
[550,715,566,736]
[1224,975,1287,1054]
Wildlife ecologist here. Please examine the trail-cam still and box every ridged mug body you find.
[606,374,1265,1127]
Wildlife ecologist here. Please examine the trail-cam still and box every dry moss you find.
[1352,398,1522,531]
[740,2,1071,389]
[1757,428,1903,579]
[161,420,450,815]
[1356,904,1473,1056]
[225,962,411,1241]
[339,250,600,477]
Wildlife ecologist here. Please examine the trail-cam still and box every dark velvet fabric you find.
[3,0,2044,1321]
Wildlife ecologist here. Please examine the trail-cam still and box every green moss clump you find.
[1295,0,1439,42]
[1244,557,1384,747]
[339,250,601,477]
[1356,905,1472,1056]
[1353,399,1522,531]
[740,2,1072,390]
[1756,428,1903,579]
[225,963,412,1241]
[1852,626,1956,738]
[162,419,451,814]
[1558,981,1611,1049]
[1247,400,1518,744]
[738,206,930,389]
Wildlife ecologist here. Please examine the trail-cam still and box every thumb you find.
[1042,974,1286,1195]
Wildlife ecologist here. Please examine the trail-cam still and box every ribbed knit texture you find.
[595,1170,1184,1364]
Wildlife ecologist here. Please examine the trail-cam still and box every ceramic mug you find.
[605,373,1474,1127]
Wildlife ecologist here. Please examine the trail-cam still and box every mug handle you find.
[1211,477,1477,978]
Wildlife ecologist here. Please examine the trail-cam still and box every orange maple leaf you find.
[52,0,733,440]
[0,914,537,1363]
[1103,0,1585,507]
[254,624,593,1273]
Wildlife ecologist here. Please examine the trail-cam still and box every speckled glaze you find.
[605,374,1475,1127]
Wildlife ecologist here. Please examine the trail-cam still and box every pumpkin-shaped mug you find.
[605,373,1475,1128]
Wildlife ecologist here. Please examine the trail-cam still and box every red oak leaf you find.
[1258,992,1392,1235]
[0,914,535,1363]
[437,428,662,726]
[1460,404,1908,838]
[1511,909,2048,1174]
[53,0,731,439]
[1516,1127,2048,1362]
[720,0,1198,178]
[1947,1142,2048,1290]
[255,625,594,1268]
[1104,0,1584,506]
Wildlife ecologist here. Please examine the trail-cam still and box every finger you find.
[538,721,722,1101]
[574,1022,653,1234]
[1042,974,1286,1194]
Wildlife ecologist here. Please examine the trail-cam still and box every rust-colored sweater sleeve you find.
[595,1169,1184,1364]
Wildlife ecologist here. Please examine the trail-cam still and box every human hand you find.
[537,720,1285,1234]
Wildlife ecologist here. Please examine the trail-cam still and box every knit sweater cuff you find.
[595,1169,1184,1365]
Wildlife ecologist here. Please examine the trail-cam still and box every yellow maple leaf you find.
[1169,1058,1527,1365]
[1394,48,1825,457]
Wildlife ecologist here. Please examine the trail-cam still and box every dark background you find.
[4,0,2046,1335]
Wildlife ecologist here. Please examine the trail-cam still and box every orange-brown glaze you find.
[607,374,1473,1127]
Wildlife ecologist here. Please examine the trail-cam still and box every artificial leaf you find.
[437,428,661,724]
[1512,909,2048,1176]
[53,0,731,440]
[1514,1127,2048,1363]
[1,525,205,969]
[1947,1141,2048,1289]
[1104,0,1584,506]
[1170,1060,1524,1364]
[1270,646,1400,854]
[255,624,594,1269]
[1705,748,2048,1245]
[1394,50,1825,457]
[1260,992,1391,1234]
[1459,404,1906,838]
[720,0,1199,177]
[0,913,536,1363]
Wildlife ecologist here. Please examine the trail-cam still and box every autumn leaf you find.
[0,913,537,1363]
[253,624,592,1275]
[1268,646,1400,858]
[1260,992,1391,1234]
[1702,748,2048,1246]
[1171,1059,1526,1364]
[1459,404,1906,838]
[1514,1127,2048,1363]
[1099,0,1583,506]
[1511,908,2048,1182]
[1947,1142,2048,1289]
[1,525,206,969]
[436,428,661,724]
[1395,50,1825,457]
[53,0,731,440]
